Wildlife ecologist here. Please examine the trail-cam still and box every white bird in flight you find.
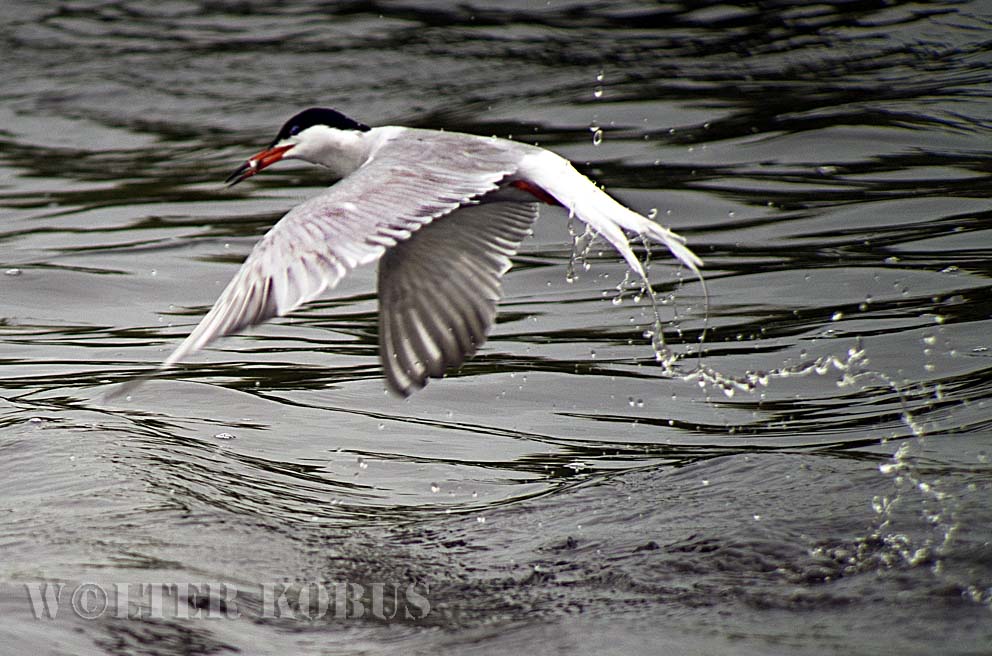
[148,108,703,397]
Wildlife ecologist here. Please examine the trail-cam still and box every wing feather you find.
[377,201,538,396]
[160,130,523,371]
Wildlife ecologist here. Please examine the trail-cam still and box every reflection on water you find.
[1,1,991,654]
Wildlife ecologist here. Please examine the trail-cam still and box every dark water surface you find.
[2,1,991,654]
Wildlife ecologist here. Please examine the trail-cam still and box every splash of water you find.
[575,225,985,609]
[565,215,598,284]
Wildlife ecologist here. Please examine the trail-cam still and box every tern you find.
[147,108,703,396]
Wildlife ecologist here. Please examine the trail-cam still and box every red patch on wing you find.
[511,180,560,206]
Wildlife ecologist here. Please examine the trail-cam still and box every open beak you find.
[225,144,295,186]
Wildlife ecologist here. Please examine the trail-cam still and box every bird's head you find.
[225,107,371,186]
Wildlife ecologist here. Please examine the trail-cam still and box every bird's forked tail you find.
[517,149,703,282]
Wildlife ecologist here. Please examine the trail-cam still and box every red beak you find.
[225,144,295,186]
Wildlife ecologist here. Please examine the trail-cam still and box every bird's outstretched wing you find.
[159,131,524,373]
[377,201,537,395]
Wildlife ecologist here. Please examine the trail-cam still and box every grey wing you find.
[377,201,538,396]
[161,130,525,371]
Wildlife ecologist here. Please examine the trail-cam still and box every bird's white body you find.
[140,110,703,396]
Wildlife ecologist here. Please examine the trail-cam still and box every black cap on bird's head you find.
[226,107,370,186]
[268,108,370,147]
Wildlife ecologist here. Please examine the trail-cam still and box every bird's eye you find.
[289,125,301,136]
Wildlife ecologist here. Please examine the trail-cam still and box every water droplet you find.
[213,432,236,440]
[4,268,22,276]
[476,516,486,524]
[592,128,603,146]
[593,86,603,99]
[430,482,440,494]
[357,457,368,470]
